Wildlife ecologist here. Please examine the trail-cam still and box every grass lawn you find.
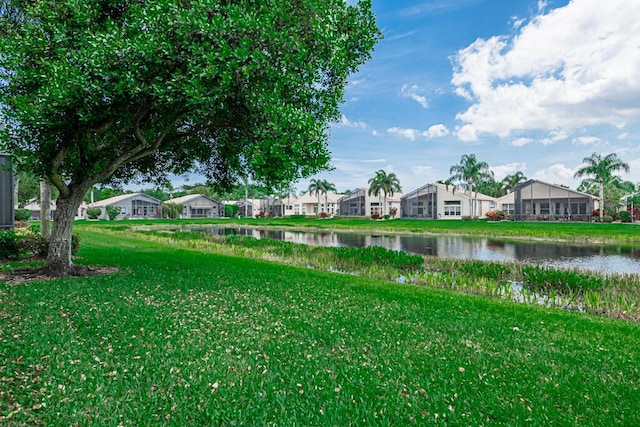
[1,228,639,425]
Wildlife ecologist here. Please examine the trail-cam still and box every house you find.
[90,192,162,219]
[166,194,224,218]
[400,182,496,219]
[337,188,403,217]
[511,180,597,221]
[236,198,261,217]
[272,195,298,217]
[294,191,340,216]
[21,199,87,221]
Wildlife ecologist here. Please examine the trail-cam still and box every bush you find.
[87,207,102,219]
[14,208,31,221]
[383,214,390,220]
[19,233,49,256]
[318,212,328,219]
[619,210,631,223]
[603,215,613,223]
[0,229,21,259]
[389,207,398,218]
[485,210,506,221]
[71,234,81,255]
[370,212,380,220]
[224,204,240,217]
[162,203,183,219]
[106,205,122,220]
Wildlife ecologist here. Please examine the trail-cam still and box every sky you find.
[293,0,640,195]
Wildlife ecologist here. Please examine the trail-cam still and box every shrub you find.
[162,203,183,219]
[603,215,613,223]
[106,205,122,220]
[87,207,102,219]
[370,212,380,220]
[14,208,31,221]
[383,214,390,220]
[619,210,631,223]
[389,207,398,218]
[318,212,328,219]
[0,229,21,259]
[485,210,506,221]
[71,234,81,255]
[19,233,49,256]
[14,221,29,228]
[224,204,240,217]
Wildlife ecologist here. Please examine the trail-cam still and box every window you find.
[539,202,550,214]
[501,203,514,215]
[571,203,587,214]
[444,200,461,216]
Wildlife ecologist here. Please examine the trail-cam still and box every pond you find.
[184,226,640,275]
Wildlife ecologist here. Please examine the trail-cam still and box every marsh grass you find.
[1,229,639,425]
[119,226,640,320]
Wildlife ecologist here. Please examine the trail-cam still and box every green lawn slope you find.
[1,228,638,425]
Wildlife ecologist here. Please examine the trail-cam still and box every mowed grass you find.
[1,229,639,425]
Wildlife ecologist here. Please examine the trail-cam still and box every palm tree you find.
[368,170,402,216]
[574,152,630,221]
[449,154,493,218]
[307,178,323,214]
[501,171,527,194]
[367,170,384,215]
[320,179,336,215]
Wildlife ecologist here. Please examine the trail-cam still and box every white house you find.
[166,194,224,218]
[91,193,162,219]
[511,180,598,221]
[337,188,403,217]
[273,195,298,217]
[294,191,340,216]
[400,183,496,219]
[22,199,87,221]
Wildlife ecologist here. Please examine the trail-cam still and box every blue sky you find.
[296,0,640,195]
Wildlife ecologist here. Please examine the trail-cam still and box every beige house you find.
[166,194,224,218]
[400,183,496,219]
[294,191,340,216]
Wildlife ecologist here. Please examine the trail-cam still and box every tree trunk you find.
[599,180,604,221]
[40,181,51,238]
[45,190,85,275]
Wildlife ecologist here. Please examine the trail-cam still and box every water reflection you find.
[189,227,640,275]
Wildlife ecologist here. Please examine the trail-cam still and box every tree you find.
[501,171,527,194]
[0,0,380,274]
[574,152,630,221]
[320,179,336,215]
[308,178,324,214]
[368,170,401,216]
[449,154,493,218]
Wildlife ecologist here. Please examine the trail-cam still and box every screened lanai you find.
[400,183,438,219]
[514,180,595,222]
[338,188,366,216]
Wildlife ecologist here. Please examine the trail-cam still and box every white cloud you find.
[388,127,421,141]
[423,124,450,139]
[618,132,629,140]
[541,129,569,145]
[511,137,534,147]
[337,114,367,130]
[532,163,577,186]
[400,84,429,108]
[572,136,602,145]
[456,124,478,142]
[452,0,640,139]
[491,163,526,181]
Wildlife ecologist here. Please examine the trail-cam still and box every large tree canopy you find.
[0,0,380,273]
